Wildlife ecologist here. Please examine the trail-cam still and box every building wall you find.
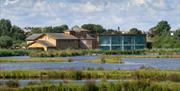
[28,42,47,51]
[27,41,34,45]
[99,35,146,51]
[37,34,56,46]
[79,39,98,49]
[56,39,79,49]
[80,40,92,49]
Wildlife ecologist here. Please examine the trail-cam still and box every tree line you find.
[0,18,179,49]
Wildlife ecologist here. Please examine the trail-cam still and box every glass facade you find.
[99,35,146,51]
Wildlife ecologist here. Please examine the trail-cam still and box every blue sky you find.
[0,0,179,31]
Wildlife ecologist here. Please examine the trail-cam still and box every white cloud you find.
[109,16,123,24]
[71,1,104,13]
[135,0,145,5]
[31,0,54,17]
[4,0,20,5]
[0,0,179,30]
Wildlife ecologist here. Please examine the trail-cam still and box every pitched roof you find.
[66,28,89,32]
[46,33,78,39]
[26,33,78,41]
[79,34,96,39]
[26,34,43,40]
[36,40,55,47]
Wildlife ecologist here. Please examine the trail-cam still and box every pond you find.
[0,79,123,87]
[0,56,179,70]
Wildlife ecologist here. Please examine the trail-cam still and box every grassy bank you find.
[28,49,180,58]
[29,49,146,57]
[0,80,179,91]
[29,49,84,57]
[1,48,180,57]
[121,55,180,58]
[0,69,179,82]
[0,57,68,62]
[0,49,31,57]
[85,55,123,63]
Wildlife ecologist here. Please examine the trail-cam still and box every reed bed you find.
[84,55,123,63]
[0,49,31,57]
[28,49,180,58]
[0,57,67,62]
[0,69,179,82]
[0,80,179,91]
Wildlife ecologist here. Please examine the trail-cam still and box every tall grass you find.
[0,49,32,57]
[0,58,66,62]
[28,49,180,57]
[0,80,178,91]
[29,49,84,57]
[0,69,179,82]
[85,55,123,63]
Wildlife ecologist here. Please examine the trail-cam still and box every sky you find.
[0,0,180,31]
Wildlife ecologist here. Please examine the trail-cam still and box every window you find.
[112,46,122,50]
[124,46,133,50]
[112,36,121,44]
[135,46,145,50]
[135,35,145,44]
[124,36,133,44]
[99,36,110,44]
[100,46,110,50]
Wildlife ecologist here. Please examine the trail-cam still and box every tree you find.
[31,24,69,33]
[152,32,180,48]
[43,26,54,33]
[149,20,171,37]
[174,28,180,40]
[103,29,122,34]
[0,19,12,36]
[53,24,69,33]
[11,25,26,41]
[81,24,106,35]
[31,27,43,33]
[0,36,13,48]
[128,28,142,34]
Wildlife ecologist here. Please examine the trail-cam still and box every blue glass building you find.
[98,34,146,51]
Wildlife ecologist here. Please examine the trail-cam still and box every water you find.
[0,56,179,70]
[0,79,123,87]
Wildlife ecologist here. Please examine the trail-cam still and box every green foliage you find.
[149,20,171,37]
[31,27,42,33]
[29,50,83,57]
[1,80,179,91]
[0,49,30,56]
[0,19,12,36]
[5,81,19,88]
[103,29,122,34]
[174,28,180,40]
[85,81,98,91]
[152,33,180,48]
[29,49,146,57]
[86,55,123,64]
[0,36,13,48]
[0,19,26,49]
[0,69,179,82]
[148,20,180,48]
[81,24,106,35]
[100,56,106,63]
[0,57,66,62]
[31,24,69,33]
[11,25,26,41]
[128,28,142,34]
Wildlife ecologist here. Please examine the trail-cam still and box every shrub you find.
[5,80,19,88]
[84,80,98,91]
[67,58,74,62]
